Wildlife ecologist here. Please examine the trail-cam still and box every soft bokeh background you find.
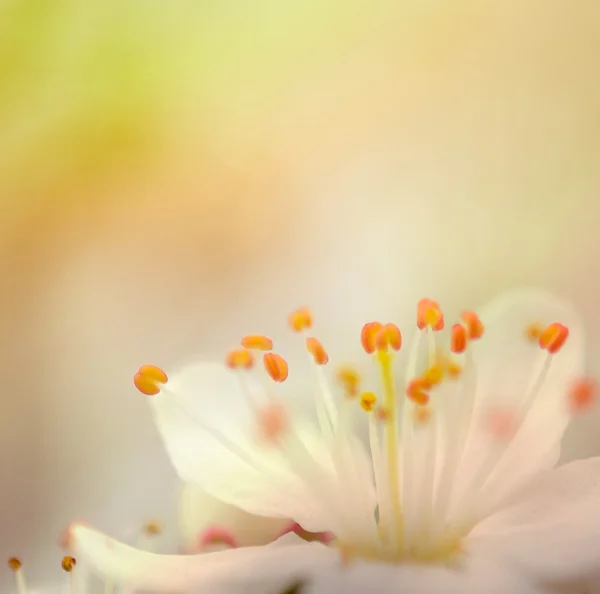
[2,1,600,589]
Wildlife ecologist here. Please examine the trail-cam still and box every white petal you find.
[451,289,585,519]
[470,457,600,585]
[179,483,290,549]
[71,524,338,594]
[306,547,543,594]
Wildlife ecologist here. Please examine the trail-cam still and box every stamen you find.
[133,365,168,396]
[461,311,484,340]
[406,378,430,406]
[61,556,76,572]
[361,322,383,354]
[336,366,361,398]
[525,322,543,342]
[143,521,162,537]
[9,558,26,594]
[450,324,467,354]
[539,323,569,354]
[423,365,443,388]
[263,353,289,383]
[306,337,329,365]
[8,558,22,572]
[241,335,273,351]
[569,378,597,413]
[417,299,444,331]
[360,392,377,412]
[289,307,313,332]
[375,324,402,351]
[225,349,254,370]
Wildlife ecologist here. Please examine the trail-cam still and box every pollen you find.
[61,556,76,572]
[414,406,433,426]
[289,308,313,332]
[461,311,484,340]
[374,323,402,351]
[450,324,467,354]
[417,298,444,331]
[539,323,569,354]
[241,335,273,351]
[525,322,543,342]
[306,337,329,365]
[407,378,430,406]
[360,392,377,412]
[361,322,383,354]
[8,558,21,572]
[225,348,254,370]
[447,361,462,379]
[263,353,289,382]
[569,378,597,413]
[336,366,361,397]
[144,521,162,536]
[423,365,444,388]
[133,365,168,396]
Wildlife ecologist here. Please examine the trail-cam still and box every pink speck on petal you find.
[257,403,288,445]
[487,408,518,440]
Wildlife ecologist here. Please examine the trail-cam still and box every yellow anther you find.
[423,365,444,388]
[336,366,361,397]
[144,521,162,536]
[263,353,289,383]
[289,308,313,332]
[360,392,377,412]
[447,361,462,379]
[241,335,273,351]
[406,378,430,406]
[225,348,254,370]
[61,556,76,573]
[417,298,444,331]
[525,322,543,342]
[361,322,383,354]
[374,323,402,352]
[306,337,329,365]
[133,365,168,396]
[413,406,432,426]
[450,324,467,354]
[8,558,21,572]
[539,323,569,354]
[461,311,484,340]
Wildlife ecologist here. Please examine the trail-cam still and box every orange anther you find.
[257,403,288,445]
[289,308,313,332]
[61,556,76,572]
[263,353,289,383]
[423,365,444,388]
[336,366,361,396]
[569,378,597,413]
[241,335,273,351]
[134,365,168,396]
[8,558,21,572]
[406,378,430,406]
[539,323,569,354]
[374,323,402,351]
[360,392,377,412]
[451,324,467,354]
[306,337,329,365]
[525,323,543,342]
[225,349,254,370]
[361,322,383,354]
[417,298,444,331]
[461,311,484,340]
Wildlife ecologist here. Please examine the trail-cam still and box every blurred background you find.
[2,0,600,589]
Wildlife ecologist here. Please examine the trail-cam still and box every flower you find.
[69,290,600,593]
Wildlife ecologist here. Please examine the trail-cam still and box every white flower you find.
[70,290,600,593]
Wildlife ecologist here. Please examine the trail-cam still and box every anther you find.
[225,349,254,370]
[374,323,402,351]
[336,366,361,397]
[423,365,444,388]
[289,308,313,332]
[414,406,432,426]
[447,361,462,379]
[241,335,273,351]
[133,365,168,396]
[61,556,76,573]
[8,558,22,572]
[306,337,329,365]
[406,378,430,406]
[361,322,382,354]
[525,322,543,342]
[360,392,377,412]
[144,521,162,536]
[539,323,569,354]
[450,324,467,354]
[569,378,597,413]
[461,311,484,340]
[263,353,289,383]
[417,298,444,331]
